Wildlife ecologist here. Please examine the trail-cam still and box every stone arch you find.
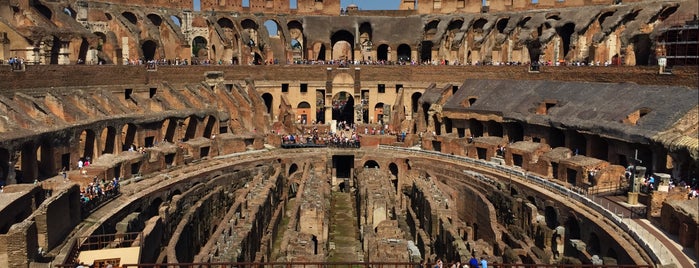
[183,116,198,142]
[264,19,280,37]
[472,18,488,32]
[331,91,355,123]
[161,119,177,143]
[496,17,510,34]
[424,20,440,39]
[598,11,615,25]
[122,123,137,151]
[203,115,217,139]
[377,44,390,61]
[518,16,531,28]
[34,3,53,20]
[78,38,89,64]
[331,30,354,61]
[141,40,158,61]
[444,19,464,50]
[261,93,273,115]
[397,44,411,61]
[122,11,138,25]
[556,22,576,59]
[241,18,260,47]
[100,126,118,155]
[171,15,182,26]
[311,42,327,61]
[79,129,97,160]
[147,14,162,26]
[630,33,652,66]
[192,36,208,59]
[374,102,385,123]
[288,163,299,176]
[364,160,380,169]
[297,102,312,124]
[288,20,304,60]
[411,92,422,114]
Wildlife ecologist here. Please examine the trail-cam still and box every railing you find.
[378,146,669,266]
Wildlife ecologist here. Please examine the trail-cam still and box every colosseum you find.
[0,0,697,267]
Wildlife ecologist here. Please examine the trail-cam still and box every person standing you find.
[468,256,478,268]
[480,257,488,268]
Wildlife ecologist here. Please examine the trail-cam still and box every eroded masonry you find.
[0,0,698,268]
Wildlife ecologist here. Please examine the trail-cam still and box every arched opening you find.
[411,92,422,114]
[397,44,411,62]
[253,52,263,65]
[331,30,354,61]
[161,119,177,143]
[389,162,399,192]
[556,23,575,59]
[424,20,439,39]
[264,20,279,37]
[315,43,326,61]
[433,115,442,135]
[631,34,652,65]
[297,101,312,124]
[588,232,601,255]
[598,11,614,25]
[203,116,217,139]
[141,40,157,61]
[288,20,304,61]
[171,15,182,26]
[472,18,488,33]
[79,130,96,160]
[469,119,484,137]
[192,36,208,59]
[564,216,581,255]
[147,14,162,26]
[289,163,299,175]
[487,120,503,137]
[78,38,89,64]
[332,92,354,123]
[34,3,53,20]
[364,160,380,169]
[100,126,117,154]
[183,117,198,142]
[496,18,510,33]
[544,206,558,229]
[63,7,76,19]
[374,102,385,124]
[420,41,433,62]
[262,93,273,115]
[122,123,137,151]
[377,44,389,61]
[122,12,138,25]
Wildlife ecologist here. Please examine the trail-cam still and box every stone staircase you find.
[328,191,364,262]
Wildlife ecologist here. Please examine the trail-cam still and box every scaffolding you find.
[656,15,699,66]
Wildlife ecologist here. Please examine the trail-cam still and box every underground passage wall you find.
[33,147,650,265]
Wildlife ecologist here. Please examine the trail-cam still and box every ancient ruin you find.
[0,0,698,267]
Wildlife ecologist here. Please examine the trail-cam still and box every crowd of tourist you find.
[281,124,361,148]
[80,176,121,215]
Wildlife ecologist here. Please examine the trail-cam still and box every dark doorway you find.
[333,155,354,179]
[397,44,411,62]
[566,168,577,185]
[262,93,273,114]
[141,40,157,61]
[420,41,433,62]
[377,44,389,61]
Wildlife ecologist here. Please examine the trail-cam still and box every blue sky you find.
[192,0,401,11]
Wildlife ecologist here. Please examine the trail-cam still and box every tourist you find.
[480,257,488,268]
[468,256,478,268]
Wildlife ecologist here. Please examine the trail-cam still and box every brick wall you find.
[0,65,695,95]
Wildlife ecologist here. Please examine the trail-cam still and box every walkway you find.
[593,194,697,268]
[328,191,364,262]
